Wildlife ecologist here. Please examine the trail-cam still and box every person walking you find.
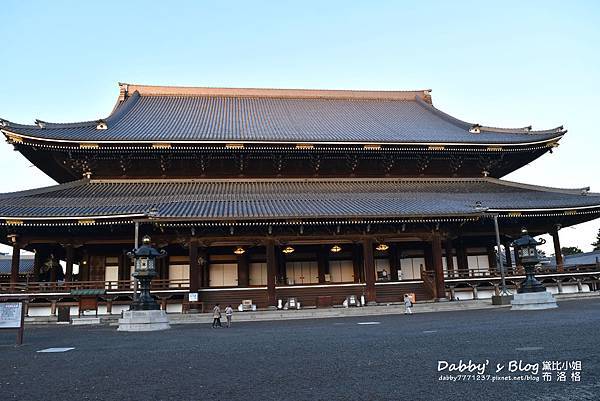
[404,294,413,315]
[225,304,233,328]
[212,303,222,328]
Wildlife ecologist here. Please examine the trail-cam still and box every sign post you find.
[0,301,25,346]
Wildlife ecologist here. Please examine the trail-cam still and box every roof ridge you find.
[89,177,488,185]
[119,83,433,102]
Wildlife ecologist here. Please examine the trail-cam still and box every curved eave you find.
[1,128,565,149]
[2,207,600,226]
[0,214,482,227]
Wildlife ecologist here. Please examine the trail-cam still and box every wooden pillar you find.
[33,249,43,282]
[277,249,287,285]
[362,237,376,304]
[423,245,433,271]
[352,243,362,283]
[551,228,564,272]
[317,245,329,284]
[161,255,170,280]
[80,250,90,281]
[65,245,74,282]
[503,241,512,269]
[456,238,468,274]
[237,252,249,287]
[10,240,20,286]
[432,232,447,301]
[118,251,127,281]
[200,248,209,287]
[265,240,278,306]
[389,243,399,281]
[444,239,455,276]
[117,251,127,288]
[189,242,200,292]
[49,253,58,282]
[487,245,497,273]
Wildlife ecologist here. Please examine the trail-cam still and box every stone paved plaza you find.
[1,298,599,401]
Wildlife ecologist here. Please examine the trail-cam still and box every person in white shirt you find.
[404,294,413,315]
[225,304,234,328]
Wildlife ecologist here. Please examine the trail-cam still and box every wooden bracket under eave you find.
[5,133,23,144]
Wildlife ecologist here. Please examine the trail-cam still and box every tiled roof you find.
[0,178,598,221]
[0,84,564,145]
[0,255,35,274]
[563,251,600,266]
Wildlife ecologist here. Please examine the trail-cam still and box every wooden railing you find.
[444,263,600,280]
[0,279,190,294]
[420,266,437,298]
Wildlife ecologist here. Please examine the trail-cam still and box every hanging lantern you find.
[376,243,389,251]
[234,246,246,255]
[330,245,342,253]
[282,246,295,254]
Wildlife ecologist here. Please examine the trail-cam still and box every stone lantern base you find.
[511,291,557,311]
[117,310,171,332]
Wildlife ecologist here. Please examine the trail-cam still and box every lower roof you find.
[0,255,34,274]
[0,177,599,224]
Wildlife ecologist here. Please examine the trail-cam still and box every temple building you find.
[1,83,599,312]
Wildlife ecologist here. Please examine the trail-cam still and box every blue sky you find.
[1,0,599,253]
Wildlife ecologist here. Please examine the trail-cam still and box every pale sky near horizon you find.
[0,0,599,255]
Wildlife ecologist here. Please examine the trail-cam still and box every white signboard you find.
[188,293,199,302]
[0,302,23,329]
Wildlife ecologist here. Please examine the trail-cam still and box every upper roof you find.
[0,177,598,223]
[0,83,565,146]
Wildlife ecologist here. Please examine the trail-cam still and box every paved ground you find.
[1,298,599,401]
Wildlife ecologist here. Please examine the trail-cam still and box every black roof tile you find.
[0,85,564,145]
[0,178,598,221]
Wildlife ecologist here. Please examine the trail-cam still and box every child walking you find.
[404,294,413,315]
